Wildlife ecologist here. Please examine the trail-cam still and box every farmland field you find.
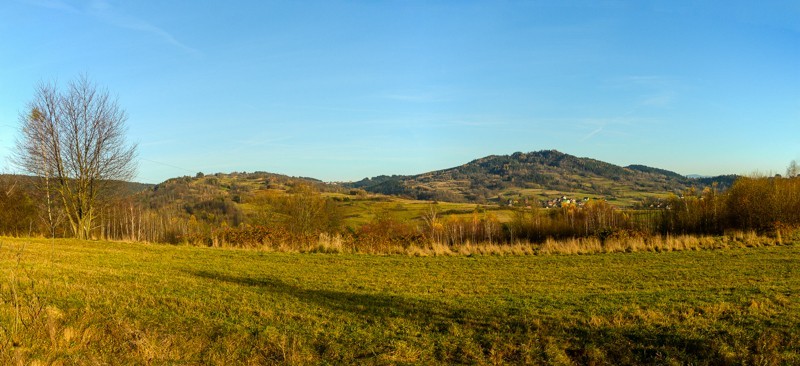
[1,237,798,364]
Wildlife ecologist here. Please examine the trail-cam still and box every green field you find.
[328,195,516,227]
[1,238,798,364]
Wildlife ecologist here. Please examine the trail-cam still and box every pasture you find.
[1,237,798,364]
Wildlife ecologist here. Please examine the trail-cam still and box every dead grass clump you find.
[430,242,454,256]
[308,233,345,254]
[720,230,780,248]
[539,237,603,255]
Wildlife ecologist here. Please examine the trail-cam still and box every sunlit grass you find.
[327,194,513,227]
[1,237,798,364]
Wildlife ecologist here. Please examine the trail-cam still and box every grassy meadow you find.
[1,237,798,365]
[324,194,507,227]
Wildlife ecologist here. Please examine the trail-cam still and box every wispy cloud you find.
[382,93,448,103]
[446,120,503,127]
[608,75,680,108]
[581,126,603,141]
[277,104,385,114]
[19,0,79,13]
[23,0,198,55]
[614,75,675,87]
[379,87,454,103]
[234,136,294,147]
[641,92,675,107]
[88,0,199,55]
[139,158,196,174]
[573,114,658,142]
[139,139,175,147]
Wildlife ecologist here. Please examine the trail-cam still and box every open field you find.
[1,237,799,364]
[327,194,516,227]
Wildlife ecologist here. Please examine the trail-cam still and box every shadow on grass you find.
[186,269,497,332]
[184,269,782,364]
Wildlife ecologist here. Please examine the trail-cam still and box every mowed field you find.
[1,238,798,365]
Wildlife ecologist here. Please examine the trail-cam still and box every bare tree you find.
[421,203,441,244]
[14,76,137,240]
[787,160,799,178]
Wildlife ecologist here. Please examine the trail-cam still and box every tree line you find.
[3,76,799,250]
[2,172,800,251]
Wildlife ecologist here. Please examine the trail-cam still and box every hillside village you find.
[504,195,593,208]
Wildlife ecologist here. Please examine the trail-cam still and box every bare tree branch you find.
[13,76,137,239]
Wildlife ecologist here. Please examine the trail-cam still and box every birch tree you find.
[787,160,799,178]
[14,76,137,240]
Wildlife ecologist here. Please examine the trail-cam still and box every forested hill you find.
[349,150,735,204]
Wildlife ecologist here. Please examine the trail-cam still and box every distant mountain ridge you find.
[348,150,736,204]
[626,165,686,180]
[4,150,738,208]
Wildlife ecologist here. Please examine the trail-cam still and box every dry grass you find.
[305,233,345,253]
[0,237,798,364]
[397,230,782,256]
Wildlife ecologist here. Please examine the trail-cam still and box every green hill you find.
[2,151,740,241]
[350,150,734,205]
[131,150,738,235]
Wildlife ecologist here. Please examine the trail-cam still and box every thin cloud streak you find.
[379,87,455,103]
[581,126,604,141]
[381,93,451,103]
[23,0,198,55]
[641,93,674,107]
[140,158,196,174]
[87,0,199,55]
[139,139,175,147]
[18,0,78,13]
[233,136,294,147]
[615,75,675,87]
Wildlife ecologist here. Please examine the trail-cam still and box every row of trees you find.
[379,176,800,248]
[4,170,800,249]
[3,76,799,249]
[661,176,800,237]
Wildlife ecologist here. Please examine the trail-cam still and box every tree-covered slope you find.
[350,150,734,204]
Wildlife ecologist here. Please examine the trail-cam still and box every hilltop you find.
[138,150,738,218]
[1,150,739,240]
[2,150,740,238]
[349,150,735,205]
[3,150,732,209]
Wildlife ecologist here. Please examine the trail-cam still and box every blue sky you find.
[1,1,798,183]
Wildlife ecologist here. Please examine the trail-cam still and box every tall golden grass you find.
[220,230,785,256]
[406,230,781,256]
